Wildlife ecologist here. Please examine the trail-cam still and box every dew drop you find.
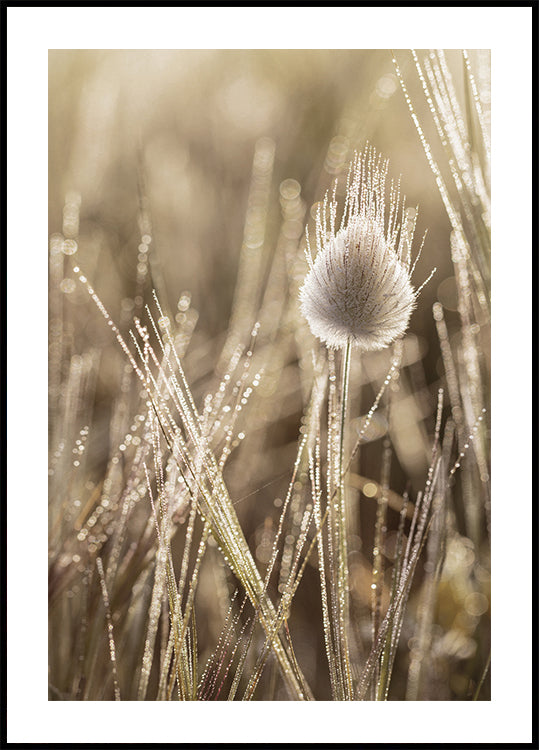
[60,278,76,294]
[62,239,78,255]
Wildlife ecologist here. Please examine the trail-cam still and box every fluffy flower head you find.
[300,147,425,351]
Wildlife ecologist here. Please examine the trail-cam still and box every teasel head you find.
[299,147,434,351]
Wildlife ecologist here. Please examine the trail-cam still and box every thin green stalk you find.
[473,650,491,700]
[377,492,409,700]
[372,436,391,699]
[337,339,353,699]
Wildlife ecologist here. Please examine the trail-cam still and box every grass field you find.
[47,48,491,703]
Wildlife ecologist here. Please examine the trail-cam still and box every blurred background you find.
[49,49,460,327]
[48,49,490,701]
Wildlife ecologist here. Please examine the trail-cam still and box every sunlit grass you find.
[48,49,490,701]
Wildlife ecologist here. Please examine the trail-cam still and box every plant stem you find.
[338,339,353,698]
[473,649,491,700]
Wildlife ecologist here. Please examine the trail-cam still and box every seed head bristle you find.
[299,147,427,351]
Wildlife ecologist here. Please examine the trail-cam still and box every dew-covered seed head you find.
[299,147,424,351]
